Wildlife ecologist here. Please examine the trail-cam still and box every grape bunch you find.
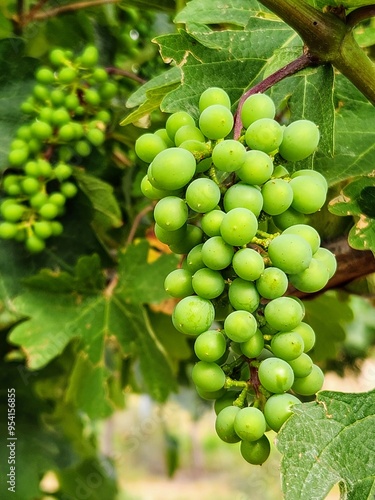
[135,88,337,465]
[0,45,118,253]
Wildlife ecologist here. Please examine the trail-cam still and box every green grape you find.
[154,196,188,231]
[194,330,227,362]
[255,267,288,299]
[33,84,49,102]
[16,125,32,141]
[20,100,35,114]
[99,82,118,100]
[39,203,59,220]
[201,209,226,237]
[50,88,66,106]
[1,203,25,222]
[240,93,276,128]
[21,177,40,195]
[3,176,21,196]
[185,178,221,213]
[8,148,29,167]
[35,67,55,84]
[288,353,313,378]
[185,244,205,273]
[198,104,234,140]
[26,234,46,253]
[279,120,320,162]
[240,435,271,465]
[37,159,53,177]
[245,118,283,153]
[24,161,40,177]
[214,392,241,415]
[261,179,293,215]
[258,357,295,393]
[191,361,226,392]
[65,93,80,111]
[237,150,274,185]
[264,296,304,332]
[174,125,205,146]
[87,128,105,147]
[223,183,263,217]
[96,110,111,124]
[234,406,266,441]
[80,45,99,67]
[141,176,172,200]
[290,176,327,214]
[220,207,258,246]
[211,140,246,172]
[28,139,42,154]
[166,111,195,141]
[60,182,78,198]
[92,67,108,83]
[268,233,312,274]
[196,387,226,400]
[195,156,212,173]
[292,364,324,396]
[228,278,259,313]
[58,123,76,142]
[199,87,231,112]
[54,163,73,181]
[289,258,329,293]
[58,67,77,84]
[240,328,264,358]
[149,148,196,190]
[291,322,316,353]
[224,310,257,343]
[84,88,101,106]
[313,247,337,279]
[30,192,48,209]
[201,236,234,270]
[215,405,241,443]
[164,268,194,298]
[0,222,18,239]
[169,224,203,254]
[291,169,328,191]
[49,49,67,66]
[50,220,64,236]
[192,268,225,299]
[272,207,309,231]
[33,221,53,239]
[48,193,66,207]
[283,224,320,253]
[75,140,92,157]
[263,393,300,432]
[232,248,265,281]
[271,331,305,361]
[10,138,28,150]
[51,107,71,127]
[154,223,187,245]
[172,295,215,335]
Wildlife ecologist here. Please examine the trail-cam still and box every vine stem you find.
[346,4,375,29]
[233,51,317,139]
[106,67,146,85]
[126,204,154,246]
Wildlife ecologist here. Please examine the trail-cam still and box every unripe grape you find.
[166,111,195,141]
[35,67,55,84]
[220,207,258,246]
[263,393,300,432]
[154,223,187,245]
[264,296,304,332]
[288,353,313,378]
[237,150,274,185]
[268,233,312,274]
[172,295,215,335]
[80,45,99,67]
[49,49,66,66]
[234,406,266,441]
[51,107,71,127]
[313,247,337,279]
[201,236,234,270]
[228,278,259,313]
[201,210,226,237]
[290,176,327,214]
[135,133,167,163]
[33,221,53,239]
[185,178,221,213]
[169,224,203,255]
[49,193,66,207]
[199,87,231,112]
[256,267,288,299]
[192,267,225,299]
[224,310,257,343]
[174,125,205,146]
[261,179,293,216]
[58,67,77,84]
[241,93,276,128]
[292,364,324,396]
[33,84,49,102]
[212,140,246,172]
[194,330,227,362]
[99,82,118,100]
[0,222,18,239]
[26,234,46,253]
[149,148,196,190]
[185,244,205,274]
[50,88,66,106]
[271,331,305,361]
[87,128,105,147]
[291,169,328,191]
[240,435,271,465]
[223,183,263,217]
[279,120,320,161]
[60,182,78,198]
[199,104,234,140]
[191,361,226,392]
[272,207,309,231]
[232,248,264,281]
[164,269,194,298]
[8,148,29,167]
[258,357,295,393]
[240,328,264,358]
[1,203,25,222]
[39,202,59,220]
[84,88,101,106]
[58,123,76,142]
[291,322,316,353]
[154,196,188,231]
[92,67,108,83]
[245,118,283,153]
[21,177,40,195]
[289,258,329,293]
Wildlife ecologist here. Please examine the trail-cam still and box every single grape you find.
[135,133,167,163]
[8,148,29,167]
[224,310,257,343]
[174,125,205,146]
[80,45,99,67]
[240,435,271,465]
[58,123,76,142]
[194,330,227,362]
[268,233,312,274]
[283,224,320,253]
[232,248,265,281]
[60,182,78,198]
[240,93,276,128]
[21,177,40,195]
[228,278,259,313]
[192,267,225,299]
[245,118,283,153]
[214,392,241,415]
[35,67,55,84]
[291,322,316,353]
[65,93,80,110]
[240,328,264,358]
[57,67,77,84]
[49,49,66,66]
[198,104,234,140]
[313,247,337,279]
[154,196,188,231]
[272,208,309,231]
[1,203,25,222]
[26,234,46,253]
[75,140,92,157]
[212,140,246,172]
[215,405,241,443]
[263,393,300,432]
[290,176,327,214]
[261,179,293,216]
[30,192,48,209]
[258,357,295,393]
[99,82,118,100]
[201,236,234,270]
[196,387,226,400]
[50,221,64,236]
[223,183,263,217]
[87,128,105,146]
[278,120,320,162]
[39,203,59,220]
[185,178,221,213]
[154,128,174,148]
[154,223,187,246]
[256,267,288,299]
[289,258,329,293]
[234,406,267,441]
[166,111,195,141]
[220,207,258,246]
[191,361,226,392]
[292,364,324,396]
[201,210,226,237]
[140,176,174,200]
[50,88,66,106]
[92,67,108,83]
[33,84,49,102]
[51,107,71,127]
[237,150,274,185]
[172,295,215,335]
[164,268,194,298]
[264,297,304,332]
[288,353,313,378]
[0,222,18,239]
[271,331,305,361]
[149,148,196,190]
[33,221,53,239]
[169,224,203,254]
[185,244,205,273]
[291,169,328,191]
[54,163,73,181]
[199,87,231,112]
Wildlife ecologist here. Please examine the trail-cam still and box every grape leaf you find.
[329,176,375,254]
[307,0,375,9]
[277,390,375,500]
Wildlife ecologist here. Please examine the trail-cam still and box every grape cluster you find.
[0,46,118,252]
[135,88,337,465]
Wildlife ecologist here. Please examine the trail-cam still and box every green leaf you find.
[308,0,375,9]
[329,176,375,254]
[120,0,176,11]
[277,390,375,500]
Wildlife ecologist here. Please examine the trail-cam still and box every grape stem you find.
[106,67,147,85]
[346,5,375,28]
[233,52,317,139]
[126,203,154,246]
